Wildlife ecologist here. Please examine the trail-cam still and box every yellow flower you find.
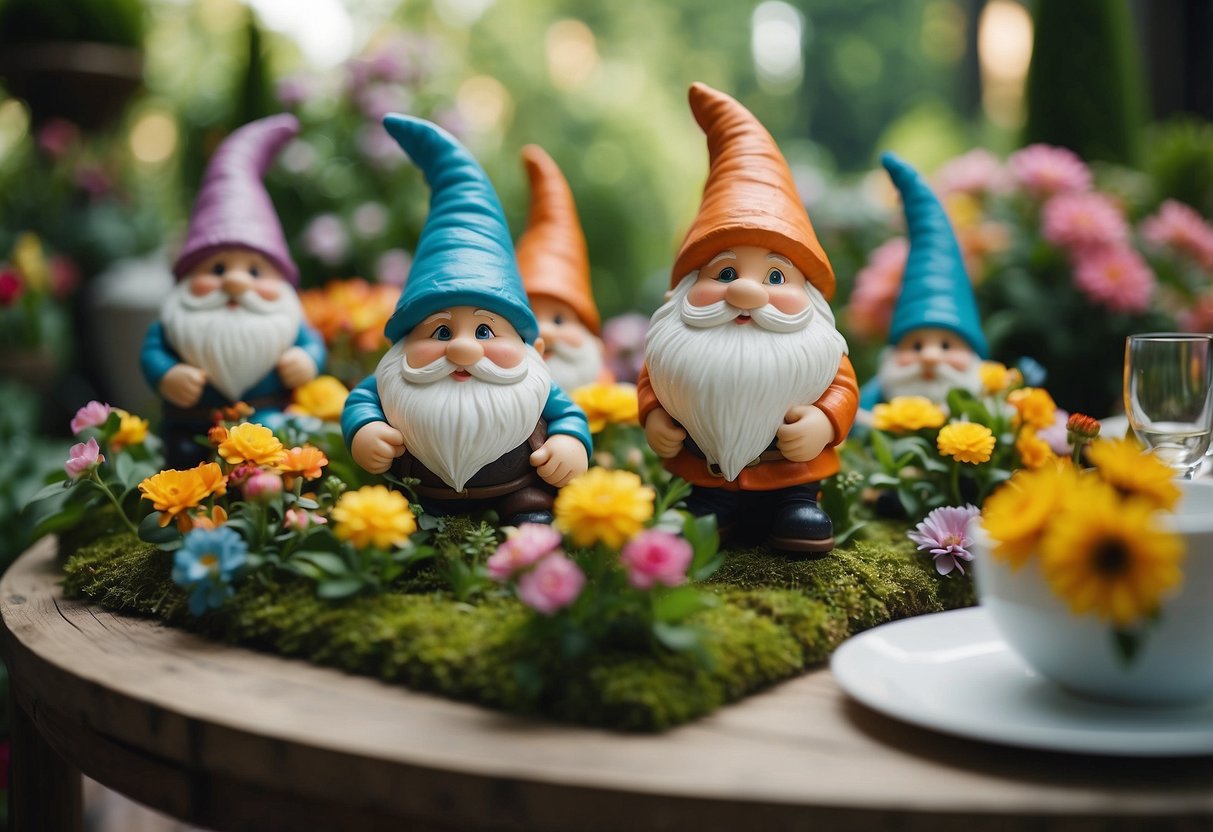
[218,423,286,467]
[139,468,212,527]
[872,396,947,432]
[289,375,350,422]
[1008,387,1057,430]
[110,409,149,451]
[11,232,49,292]
[978,361,1011,395]
[936,422,995,464]
[554,467,655,549]
[981,462,1077,567]
[1041,486,1183,627]
[278,445,329,487]
[195,462,228,499]
[571,383,640,433]
[1015,428,1055,469]
[1086,437,1181,510]
[331,485,416,549]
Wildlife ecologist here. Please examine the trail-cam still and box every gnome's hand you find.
[160,364,208,408]
[644,408,686,458]
[278,347,318,389]
[777,405,834,462]
[531,434,588,488]
[351,421,406,474]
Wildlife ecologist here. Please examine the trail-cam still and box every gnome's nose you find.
[223,270,253,297]
[446,337,484,367]
[725,279,768,311]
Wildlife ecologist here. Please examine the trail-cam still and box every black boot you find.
[766,484,834,554]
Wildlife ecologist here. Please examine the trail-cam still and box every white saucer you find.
[831,607,1213,757]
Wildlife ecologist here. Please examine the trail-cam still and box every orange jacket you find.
[637,355,858,491]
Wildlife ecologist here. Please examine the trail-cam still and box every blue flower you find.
[172,526,248,615]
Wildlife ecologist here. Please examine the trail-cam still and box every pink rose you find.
[487,523,562,581]
[242,471,283,503]
[284,507,327,532]
[70,401,112,435]
[516,553,585,615]
[619,530,693,590]
[65,437,104,480]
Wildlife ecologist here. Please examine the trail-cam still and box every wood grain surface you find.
[3,537,1211,831]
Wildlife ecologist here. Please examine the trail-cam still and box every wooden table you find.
[3,538,1211,832]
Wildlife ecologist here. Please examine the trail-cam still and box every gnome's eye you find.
[249,265,260,278]
[553,314,565,325]
[716,267,738,283]
[475,323,495,340]
[767,269,785,285]
[433,325,453,341]
[913,340,923,352]
[941,339,951,350]
[211,262,227,276]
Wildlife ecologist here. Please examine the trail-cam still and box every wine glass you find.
[1124,333,1213,478]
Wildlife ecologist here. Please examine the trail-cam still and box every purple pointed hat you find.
[173,114,300,284]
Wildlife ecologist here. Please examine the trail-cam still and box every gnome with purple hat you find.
[141,114,325,468]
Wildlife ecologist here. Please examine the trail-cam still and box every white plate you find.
[831,607,1213,757]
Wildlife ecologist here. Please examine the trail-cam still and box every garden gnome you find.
[516,144,610,392]
[141,114,324,469]
[342,114,591,526]
[639,83,858,554]
[858,153,988,411]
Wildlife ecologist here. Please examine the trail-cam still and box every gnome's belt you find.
[164,393,288,425]
[682,435,784,478]
[394,422,548,501]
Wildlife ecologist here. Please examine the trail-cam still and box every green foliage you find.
[1146,118,1213,218]
[0,0,146,47]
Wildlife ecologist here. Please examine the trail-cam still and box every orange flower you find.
[215,402,255,423]
[208,425,229,447]
[300,279,399,352]
[1015,428,1055,469]
[218,423,286,467]
[195,461,228,499]
[139,469,211,527]
[289,376,349,422]
[278,445,329,487]
[1008,387,1057,430]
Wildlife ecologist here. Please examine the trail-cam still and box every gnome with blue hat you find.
[858,153,988,411]
[142,114,325,469]
[342,114,591,525]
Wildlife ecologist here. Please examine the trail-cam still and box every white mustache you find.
[680,297,813,333]
[399,353,530,385]
[181,287,282,315]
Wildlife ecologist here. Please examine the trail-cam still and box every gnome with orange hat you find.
[639,83,858,554]
[142,114,325,468]
[516,144,610,393]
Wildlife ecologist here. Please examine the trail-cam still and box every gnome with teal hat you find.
[142,113,325,469]
[342,114,590,525]
[858,152,989,412]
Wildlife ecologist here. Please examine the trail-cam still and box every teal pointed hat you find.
[382,114,538,344]
[883,152,988,358]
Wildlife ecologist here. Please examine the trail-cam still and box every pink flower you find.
[934,149,1008,197]
[1037,409,1073,456]
[516,553,585,615]
[49,255,79,298]
[1041,192,1129,252]
[376,249,412,287]
[65,437,104,480]
[487,523,562,581]
[1141,200,1213,271]
[284,507,327,532]
[1073,246,1157,314]
[275,73,316,108]
[907,504,981,575]
[602,313,650,384]
[1179,292,1213,333]
[1008,144,1092,198]
[70,401,112,435]
[620,530,693,589]
[0,269,23,307]
[846,237,907,341]
[302,215,349,265]
[227,463,259,488]
[242,471,283,503]
[36,118,77,159]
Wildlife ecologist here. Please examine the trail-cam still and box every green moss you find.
[61,522,974,732]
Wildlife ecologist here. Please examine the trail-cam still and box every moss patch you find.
[61,521,973,732]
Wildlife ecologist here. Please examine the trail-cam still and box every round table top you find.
[3,537,1211,831]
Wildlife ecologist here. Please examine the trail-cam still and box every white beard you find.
[161,282,303,401]
[545,333,605,393]
[875,346,983,403]
[645,274,848,482]
[375,341,552,491]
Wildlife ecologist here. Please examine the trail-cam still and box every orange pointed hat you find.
[672,83,836,300]
[515,144,601,334]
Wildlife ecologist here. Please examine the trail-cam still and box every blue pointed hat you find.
[883,152,988,358]
[382,114,538,344]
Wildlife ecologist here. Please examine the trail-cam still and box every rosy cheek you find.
[895,350,919,367]
[767,287,809,315]
[483,340,524,368]
[560,324,586,348]
[687,280,726,307]
[189,275,221,296]
[405,342,445,368]
[253,281,282,301]
[943,352,972,371]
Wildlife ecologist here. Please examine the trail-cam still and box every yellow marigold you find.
[1086,437,1181,511]
[571,383,640,433]
[1008,387,1057,430]
[554,467,655,550]
[331,485,416,550]
[289,375,350,422]
[218,423,286,467]
[978,361,1011,395]
[981,462,1078,567]
[1015,428,1055,469]
[1041,486,1183,627]
[872,396,947,432]
[195,462,228,499]
[110,409,149,451]
[936,422,995,464]
[278,445,329,486]
[139,468,212,527]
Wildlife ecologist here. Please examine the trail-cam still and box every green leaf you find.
[867,473,901,488]
[652,586,713,623]
[652,622,701,652]
[834,521,867,547]
[683,513,722,580]
[317,577,365,600]
[559,626,591,660]
[28,481,72,503]
[653,508,684,534]
[1112,629,1143,666]
[870,429,895,470]
[138,512,183,546]
[31,501,88,539]
[293,551,350,575]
